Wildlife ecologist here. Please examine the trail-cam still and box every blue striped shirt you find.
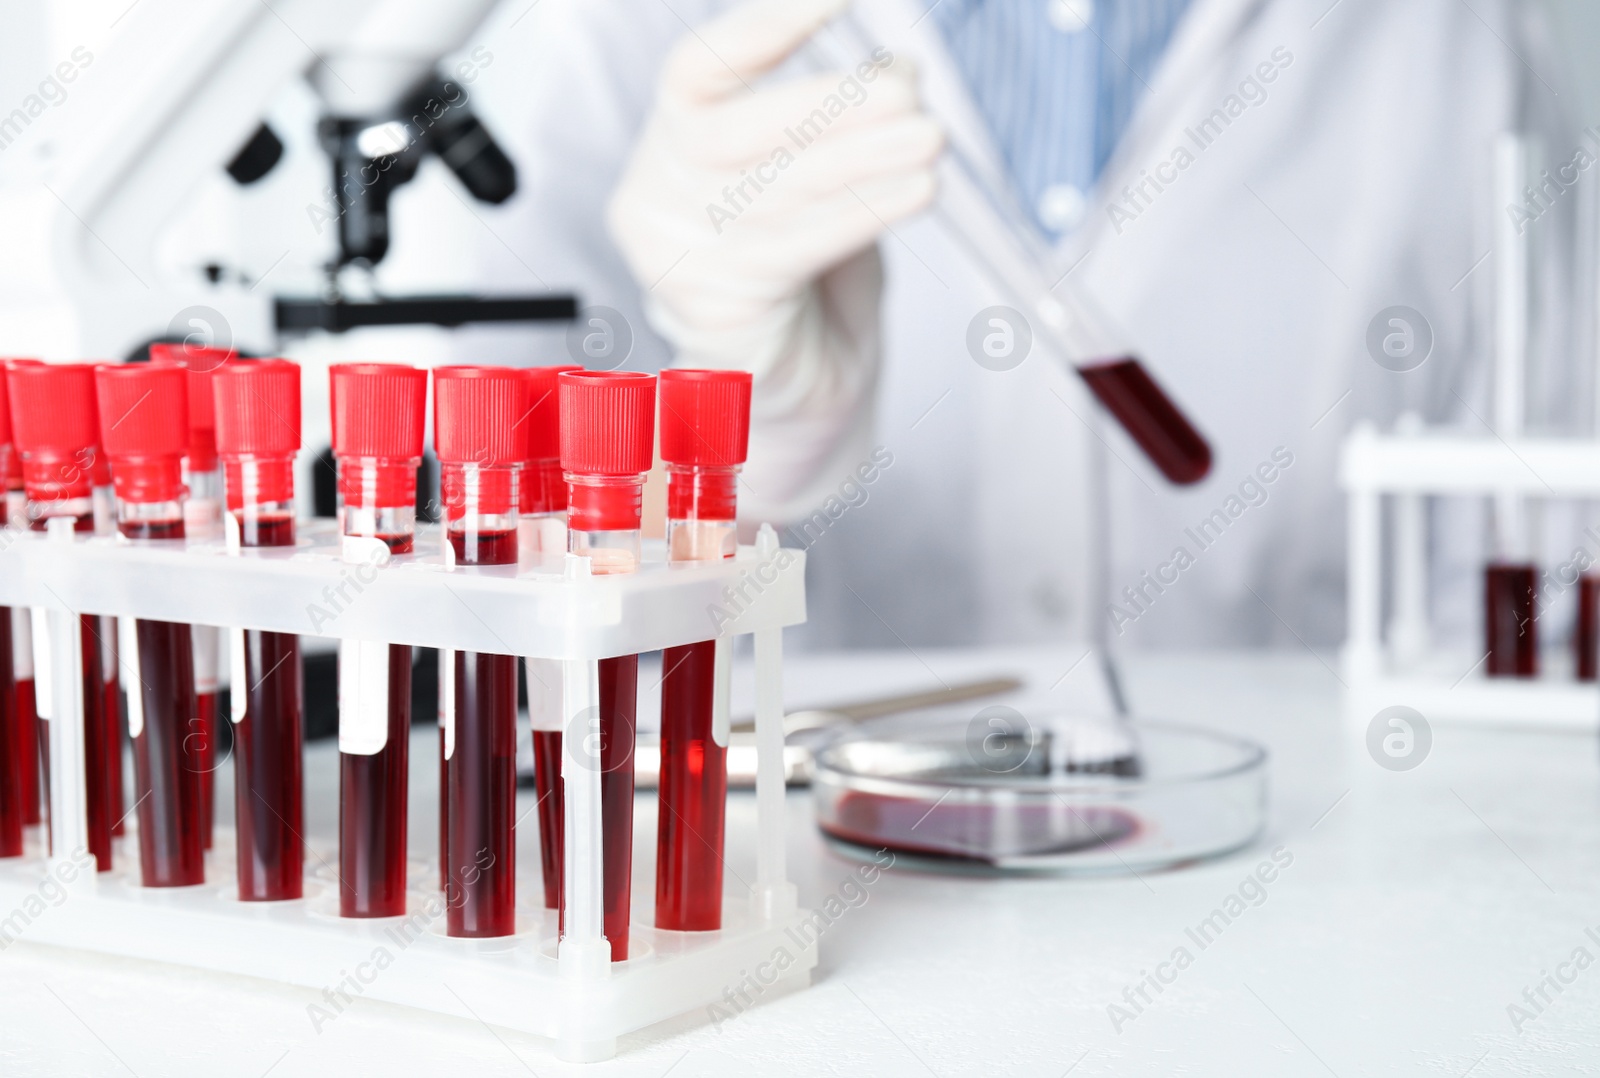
[935,0,1193,237]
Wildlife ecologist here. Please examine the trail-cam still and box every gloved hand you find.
[607,0,942,517]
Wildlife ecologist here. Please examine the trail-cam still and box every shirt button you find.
[1047,0,1095,33]
[1038,184,1089,232]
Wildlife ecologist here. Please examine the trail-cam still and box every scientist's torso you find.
[475,0,1568,650]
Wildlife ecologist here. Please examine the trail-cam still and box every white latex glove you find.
[607,0,942,519]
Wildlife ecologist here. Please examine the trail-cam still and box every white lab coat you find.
[462,0,1582,652]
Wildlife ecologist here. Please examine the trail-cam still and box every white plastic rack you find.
[1340,421,1600,730]
[0,517,809,1062]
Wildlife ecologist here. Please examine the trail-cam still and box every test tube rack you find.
[1341,419,1600,730]
[0,517,810,1062]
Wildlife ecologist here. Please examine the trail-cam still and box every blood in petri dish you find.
[444,527,518,937]
[234,512,304,900]
[339,641,412,917]
[1077,357,1212,486]
[445,649,517,936]
[1577,576,1599,682]
[131,618,204,886]
[192,691,217,849]
[821,790,1141,864]
[1485,563,1538,678]
[0,611,20,857]
[656,640,725,931]
[599,654,637,960]
[532,729,564,912]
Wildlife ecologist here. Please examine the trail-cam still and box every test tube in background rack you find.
[1485,135,1538,678]
[95,363,205,887]
[151,342,234,848]
[7,363,118,870]
[0,372,22,857]
[655,369,751,932]
[330,363,427,918]
[518,364,580,913]
[434,366,524,937]
[4,432,41,831]
[560,370,656,960]
[214,359,305,900]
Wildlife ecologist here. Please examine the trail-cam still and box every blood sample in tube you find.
[8,363,116,870]
[655,369,751,931]
[434,366,525,937]
[1578,575,1600,682]
[87,449,125,839]
[560,370,657,959]
[214,360,305,900]
[4,445,40,829]
[0,376,22,856]
[516,365,580,910]
[96,362,205,887]
[152,342,235,849]
[1077,358,1212,485]
[1484,563,1538,678]
[330,363,427,918]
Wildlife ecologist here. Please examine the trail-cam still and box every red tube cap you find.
[433,366,527,466]
[150,342,236,472]
[519,365,582,463]
[95,363,189,504]
[213,359,301,457]
[8,363,99,500]
[331,364,428,459]
[658,369,752,467]
[559,371,656,476]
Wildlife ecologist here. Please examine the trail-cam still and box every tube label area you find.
[30,607,52,720]
[338,638,390,755]
[441,647,455,759]
[192,626,220,694]
[119,617,143,739]
[230,628,247,724]
[525,657,563,732]
[11,606,31,680]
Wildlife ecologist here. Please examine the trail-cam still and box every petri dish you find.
[811,713,1267,875]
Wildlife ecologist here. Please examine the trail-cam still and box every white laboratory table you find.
[1,647,1596,1077]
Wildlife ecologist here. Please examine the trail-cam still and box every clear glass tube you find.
[225,454,304,901]
[338,456,416,919]
[443,461,518,937]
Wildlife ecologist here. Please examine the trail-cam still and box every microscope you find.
[0,0,575,362]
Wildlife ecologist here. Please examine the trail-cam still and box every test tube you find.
[330,363,427,918]
[7,363,116,870]
[0,373,20,858]
[1486,135,1538,677]
[518,364,580,912]
[434,366,524,937]
[95,363,205,887]
[560,369,657,960]
[151,342,234,849]
[1576,575,1599,682]
[89,448,126,837]
[655,369,751,931]
[4,442,40,830]
[214,359,305,901]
